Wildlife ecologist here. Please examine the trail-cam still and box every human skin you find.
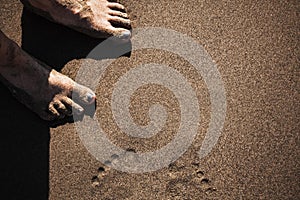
[0,30,96,120]
[0,0,132,120]
[21,0,132,39]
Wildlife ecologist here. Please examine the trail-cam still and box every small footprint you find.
[166,161,217,195]
[166,178,189,198]
[103,154,120,167]
[191,164,217,194]
[102,148,137,168]
[91,165,110,187]
[167,162,186,178]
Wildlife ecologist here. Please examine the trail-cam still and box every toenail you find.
[77,108,84,114]
[87,93,96,103]
[120,30,131,39]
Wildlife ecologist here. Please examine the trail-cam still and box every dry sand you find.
[0,0,299,199]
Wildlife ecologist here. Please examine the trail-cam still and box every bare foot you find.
[0,30,96,121]
[21,0,131,40]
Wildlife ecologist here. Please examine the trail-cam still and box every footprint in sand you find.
[91,165,110,187]
[103,153,120,167]
[166,162,217,196]
[166,178,190,199]
[191,162,217,194]
[91,149,135,187]
[102,148,137,170]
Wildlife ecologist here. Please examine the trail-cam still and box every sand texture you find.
[0,0,299,199]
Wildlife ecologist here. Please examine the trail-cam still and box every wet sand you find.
[0,0,299,199]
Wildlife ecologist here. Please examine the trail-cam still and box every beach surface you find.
[0,0,299,199]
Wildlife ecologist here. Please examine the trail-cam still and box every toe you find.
[62,97,85,115]
[48,103,61,118]
[54,101,72,116]
[107,26,131,40]
[107,2,125,11]
[108,10,129,19]
[72,83,96,105]
[109,16,131,28]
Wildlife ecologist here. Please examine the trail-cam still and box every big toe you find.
[109,28,131,40]
[73,84,96,105]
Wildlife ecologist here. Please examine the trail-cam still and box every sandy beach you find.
[0,0,299,199]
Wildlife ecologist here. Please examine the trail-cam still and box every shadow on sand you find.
[1,7,131,199]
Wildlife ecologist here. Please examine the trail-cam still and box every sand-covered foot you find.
[21,0,131,40]
[0,30,96,121]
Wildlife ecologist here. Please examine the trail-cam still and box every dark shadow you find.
[0,7,132,199]
[0,83,50,199]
